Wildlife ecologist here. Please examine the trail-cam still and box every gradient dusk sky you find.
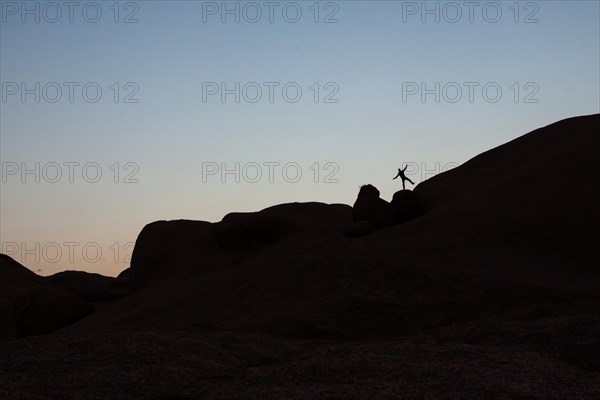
[1,0,599,276]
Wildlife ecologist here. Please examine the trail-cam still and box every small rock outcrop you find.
[351,184,395,229]
[391,189,420,223]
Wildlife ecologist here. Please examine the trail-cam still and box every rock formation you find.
[351,184,395,229]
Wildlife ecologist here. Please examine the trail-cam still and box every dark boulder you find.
[13,288,94,338]
[351,184,395,229]
[129,203,353,291]
[47,271,130,302]
[391,189,421,223]
[129,220,225,291]
[217,202,352,252]
[0,254,95,340]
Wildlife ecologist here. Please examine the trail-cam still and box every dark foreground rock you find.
[342,220,373,238]
[1,316,599,400]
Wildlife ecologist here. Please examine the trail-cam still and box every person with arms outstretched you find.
[393,165,414,190]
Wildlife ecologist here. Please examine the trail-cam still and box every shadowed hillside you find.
[57,114,600,339]
[1,114,599,399]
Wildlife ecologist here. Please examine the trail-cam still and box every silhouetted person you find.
[393,166,414,190]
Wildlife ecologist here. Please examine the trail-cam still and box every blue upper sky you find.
[1,0,599,275]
